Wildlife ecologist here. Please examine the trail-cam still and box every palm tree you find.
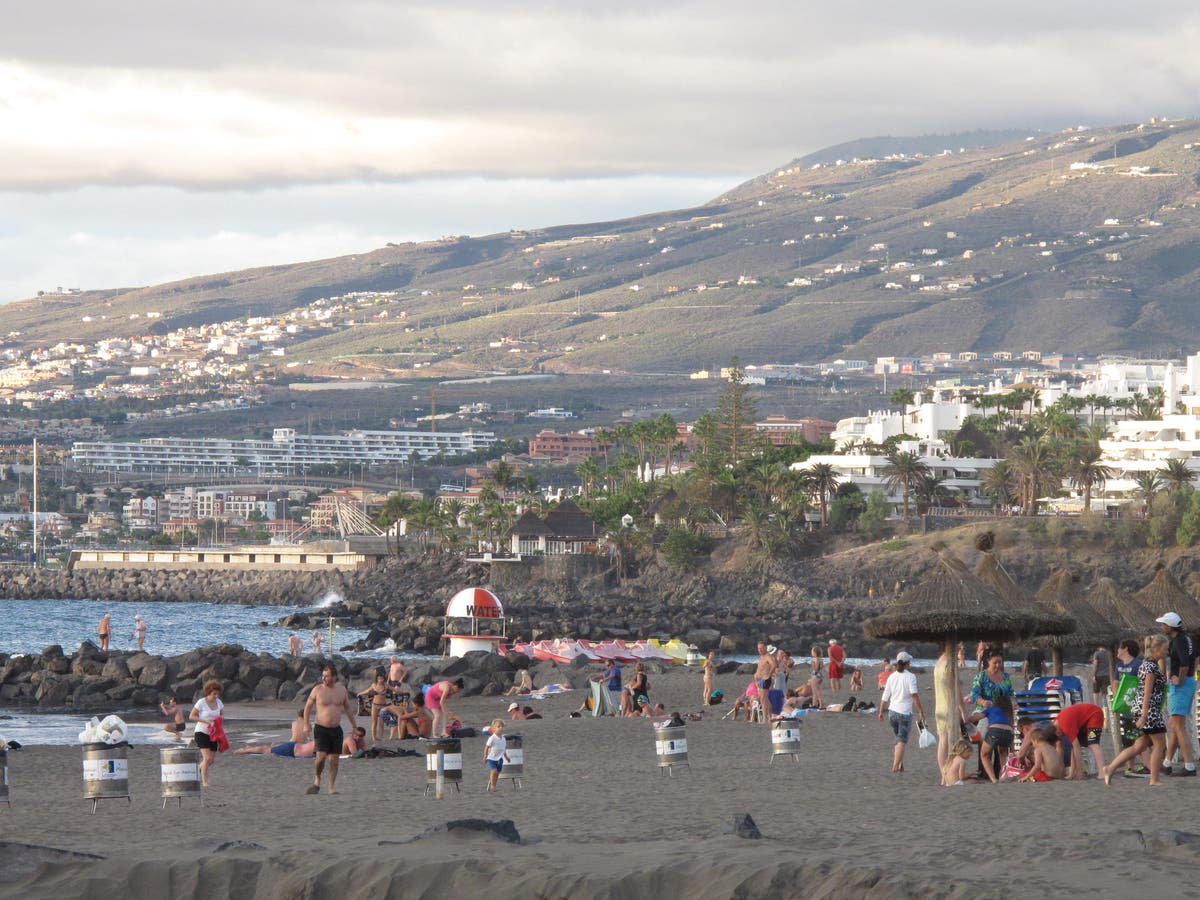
[488,460,513,494]
[1067,445,1113,511]
[593,428,615,467]
[890,387,916,425]
[1009,437,1060,516]
[980,459,1016,511]
[882,451,929,520]
[914,472,954,514]
[1134,396,1162,420]
[1133,471,1163,508]
[576,457,601,499]
[804,462,840,527]
[1159,458,1195,493]
[1084,393,1104,425]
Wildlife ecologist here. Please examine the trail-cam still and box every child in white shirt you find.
[484,719,509,793]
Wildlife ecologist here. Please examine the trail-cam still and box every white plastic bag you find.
[917,722,937,749]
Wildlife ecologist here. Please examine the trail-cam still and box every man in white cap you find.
[828,638,846,692]
[754,642,777,725]
[878,651,925,773]
[1156,612,1197,776]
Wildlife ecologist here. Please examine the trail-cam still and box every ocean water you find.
[0,597,369,659]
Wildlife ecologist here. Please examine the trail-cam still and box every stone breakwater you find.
[0,642,712,712]
[0,554,895,656]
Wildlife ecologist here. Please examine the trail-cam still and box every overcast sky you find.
[2,1,1199,303]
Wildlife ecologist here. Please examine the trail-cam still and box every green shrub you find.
[661,527,715,571]
[881,539,910,551]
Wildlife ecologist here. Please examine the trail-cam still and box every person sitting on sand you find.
[1020,726,1065,782]
[384,693,432,738]
[342,726,367,756]
[941,739,974,786]
[513,705,542,720]
[731,682,763,722]
[848,667,864,693]
[506,669,534,696]
[159,696,186,738]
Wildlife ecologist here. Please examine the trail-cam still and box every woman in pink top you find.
[425,678,465,737]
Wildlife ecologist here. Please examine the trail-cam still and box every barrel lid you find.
[82,741,129,751]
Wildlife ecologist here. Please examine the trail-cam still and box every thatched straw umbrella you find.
[1087,577,1158,640]
[1033,569,1122,676]
[1086,577,1159,757]
[1132,562,1200,628]
[865,543,1074,751]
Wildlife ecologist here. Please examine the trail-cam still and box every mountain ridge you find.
[4,118,1200,374]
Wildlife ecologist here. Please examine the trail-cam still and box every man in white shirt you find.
[878,651,926,773]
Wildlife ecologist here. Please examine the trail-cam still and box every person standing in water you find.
[133,615,147,652]
[97,613,111,651]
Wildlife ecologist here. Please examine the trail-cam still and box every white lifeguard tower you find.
[442,587,506,657]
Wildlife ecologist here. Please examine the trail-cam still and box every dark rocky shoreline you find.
[0,641,728,712]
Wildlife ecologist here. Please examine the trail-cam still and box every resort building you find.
[72,427,496,473]
[506,500,599,556]
[754,415,836,446]
[528,429,605,463]
[830,393,976,449]
[792,440,1001,513]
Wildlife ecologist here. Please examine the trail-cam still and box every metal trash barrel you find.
[83,742,130,813]
[654,723,689,775]
[770,719,801,762]
[0,748,9,807]
[685,648,705,667]
[160,746,202,808]
[423,737,463,795]
[497,734,524,788]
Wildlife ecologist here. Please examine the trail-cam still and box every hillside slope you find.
[4,119,1200,373]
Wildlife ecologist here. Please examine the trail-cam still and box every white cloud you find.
[2,2,1199,298]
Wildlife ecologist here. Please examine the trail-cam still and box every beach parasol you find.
[1131,562,1200,628]
[1033,568,1121,676]
[865,543,1074,749]
[1087,577,1158,639]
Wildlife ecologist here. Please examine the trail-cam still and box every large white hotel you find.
[72,427,496,473]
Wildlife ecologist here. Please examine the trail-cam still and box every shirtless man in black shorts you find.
[303,663,357,795]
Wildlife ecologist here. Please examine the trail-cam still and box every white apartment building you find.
[73,427,496,473]
[792,440,1000,513]
[831,392,976,449]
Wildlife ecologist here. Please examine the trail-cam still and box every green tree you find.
[890,387,916,425]
[1177,489,1200,547]
[715,357,758,467]
[857,490,892,539]
[803,462,840,528]
[1009,437,1061,516]
[1159,459,1194,493]
[576,457,601,499]
[980,460,1016,511]
[661,527,715,572]
[1066,445,1113,511]
[882,451,929,520]
[1133,471,1163,510]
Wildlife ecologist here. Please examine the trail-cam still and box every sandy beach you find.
[1,662,1197,899]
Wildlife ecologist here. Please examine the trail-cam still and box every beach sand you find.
[1,664,1196,898]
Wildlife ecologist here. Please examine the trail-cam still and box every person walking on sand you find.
[303,663,357,795]
[97,613,111,651]
[878,651,925,773]
[828,639,846,692]
[1104,634,1170,786]
[190,680,226,787]
[702,651,716,706]
[484,719,508,793]
[133,614,147,652]
[1156,612,1197,776]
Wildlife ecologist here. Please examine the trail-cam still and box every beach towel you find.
[590,681,618,717]
[208,717,230,754]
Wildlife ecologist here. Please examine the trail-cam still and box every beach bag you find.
[1111,673,1139,715]
[917,722,937,749]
